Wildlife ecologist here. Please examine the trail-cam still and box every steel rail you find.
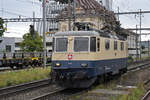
[141,90,150,100]
[0,79,51,97]
[31,88,66,100]
[128,62,150,72]
[0,67,11,72]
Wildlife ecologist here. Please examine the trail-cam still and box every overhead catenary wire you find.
[15,0,41,6]
[0,9,29,17]
[113,1,140,28]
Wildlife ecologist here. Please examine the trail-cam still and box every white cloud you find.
[4,25,29,38]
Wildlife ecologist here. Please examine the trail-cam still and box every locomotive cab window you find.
[105,40,110,50]
[120,42,124,51]
[114,41,118,50]
[74,37,89,52]
[56,38,68,52]
[90,37,96,52]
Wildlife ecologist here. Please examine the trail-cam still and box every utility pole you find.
[73,0,76,31]
[33,11,35,29]
[117,7,119,21]
[148,40,150,57]
[139,9,142,60]
[136,25,138,61]
[43,0,47,67]
[68,0,71,31]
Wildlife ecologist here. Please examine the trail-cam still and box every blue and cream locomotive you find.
[51,31,128,88]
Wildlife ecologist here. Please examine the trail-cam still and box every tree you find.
[0,18,5,37]
[20,25,43,52]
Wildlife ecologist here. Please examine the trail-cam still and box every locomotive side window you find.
[90,37,96,52]
[74,37,89,52]
[52,38,55,51]
[105,40,110,50]
[121,42,124,51]
[56,38,68,52]
[97,38,100,51]
[114,41,118,50]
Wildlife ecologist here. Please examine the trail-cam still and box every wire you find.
[15,0,41,6]
[113,0,140,27]
[0,9,29,17]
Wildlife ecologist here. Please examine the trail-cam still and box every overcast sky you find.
[113,0,150,41]
[0,0,150,41]
[0,0,42,37]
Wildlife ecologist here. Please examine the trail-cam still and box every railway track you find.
[1,61,150,100]
[31,88,66,100]
[31,87,88,100]
[128,62,150,72]
[0,79,51,98]
[141,76,150,100]
[30,62,150,100]
[141,90,150,100]
[0,67,11,72]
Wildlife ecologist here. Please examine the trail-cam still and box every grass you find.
[112,82,145,100]
[0,67,51,88]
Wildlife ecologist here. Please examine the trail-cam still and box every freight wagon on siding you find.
[0,52,52,69]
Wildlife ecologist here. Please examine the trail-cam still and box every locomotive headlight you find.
[55,63,61,67]
[69,37,73,41]
[81,63,88,67]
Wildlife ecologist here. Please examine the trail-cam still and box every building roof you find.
[58,0,114,17]
[77,0,104,10]
[57,0,117,26]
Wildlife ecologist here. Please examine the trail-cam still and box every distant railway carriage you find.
[51,31,128,88]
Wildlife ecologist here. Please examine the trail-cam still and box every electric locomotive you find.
[51,31,128,88]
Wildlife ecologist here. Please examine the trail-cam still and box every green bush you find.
[128,56,133,63]
[142,51,148,54]
[0,67,51,88]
